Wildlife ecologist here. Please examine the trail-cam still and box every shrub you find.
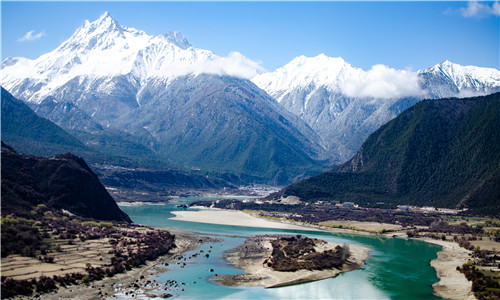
[1,278,33,298]
[35,276,56,293]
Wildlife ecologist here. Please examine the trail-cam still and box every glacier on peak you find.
[0,12,262,104]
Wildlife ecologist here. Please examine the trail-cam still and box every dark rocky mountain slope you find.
[271,93,500,216]
[1,142,131,222]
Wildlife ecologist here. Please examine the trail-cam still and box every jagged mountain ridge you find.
[418,60,500,98]
[252,55,500,163]
[2,12,499,183]
[0,13,325,184]
[0,12,215,104]
[272,93,500,216]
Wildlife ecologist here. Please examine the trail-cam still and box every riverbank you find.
[212,235,371,288]
[11,228,212,300]
[420,239,475,300]
[170,208,474,298]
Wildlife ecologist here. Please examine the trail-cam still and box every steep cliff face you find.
[1,143,131,222]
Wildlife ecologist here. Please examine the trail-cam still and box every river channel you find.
[120,196,442,299]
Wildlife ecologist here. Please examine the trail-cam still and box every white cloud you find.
[342,64,425,99]
[154,51,265,79]
[17,30,46,42]
[460,1,500,18]
[193,51,265,79]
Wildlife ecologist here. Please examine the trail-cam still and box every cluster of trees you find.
[457,262,500,299]
[265,235,349,272]
[1,275,60,298]
[405,221,493,248]
[427,220,483,235]
[107,230,176,274]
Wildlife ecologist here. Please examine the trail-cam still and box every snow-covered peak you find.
[92,11,121,32]
[418,60,500,96]
[421,60,500,83]
[0,12,263,103]
[252,54,361,95]
[163,31,191,50]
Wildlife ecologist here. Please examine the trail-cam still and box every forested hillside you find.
[273,93,500,216]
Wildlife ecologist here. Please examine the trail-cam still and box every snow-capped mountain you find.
[2,12,499,179]
[252,55,363,100]
[0,12,323,184]
[252,54,500,163]
[418,60,500,98]
[0,12,259,106]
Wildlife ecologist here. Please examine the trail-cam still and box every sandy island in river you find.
[212,235,371,288]
[170,208,320,231]
[171,208,475,299]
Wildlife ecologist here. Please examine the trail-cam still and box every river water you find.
[120,196,443,299]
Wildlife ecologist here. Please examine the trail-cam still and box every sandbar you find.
[170,208,475,298]
[170,208,320,231]
[212,235,371,288]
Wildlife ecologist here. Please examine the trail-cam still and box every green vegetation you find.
[1,88,87,156]
[80,221,113,228]
[280,93,500,216]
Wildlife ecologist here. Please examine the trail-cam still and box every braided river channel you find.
[120,196,443,299]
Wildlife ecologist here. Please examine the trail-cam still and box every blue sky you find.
[1,1,499,72]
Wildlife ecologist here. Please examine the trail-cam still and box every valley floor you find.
[170,208,477,300]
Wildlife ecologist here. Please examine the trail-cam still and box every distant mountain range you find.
[1,12,499,184]
[253,55,500,163]
[271,93,500,216]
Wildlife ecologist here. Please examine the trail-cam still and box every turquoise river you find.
[120,196,443,299]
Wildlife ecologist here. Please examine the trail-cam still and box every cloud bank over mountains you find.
[167,51,264,79]
[342,64,425,99]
